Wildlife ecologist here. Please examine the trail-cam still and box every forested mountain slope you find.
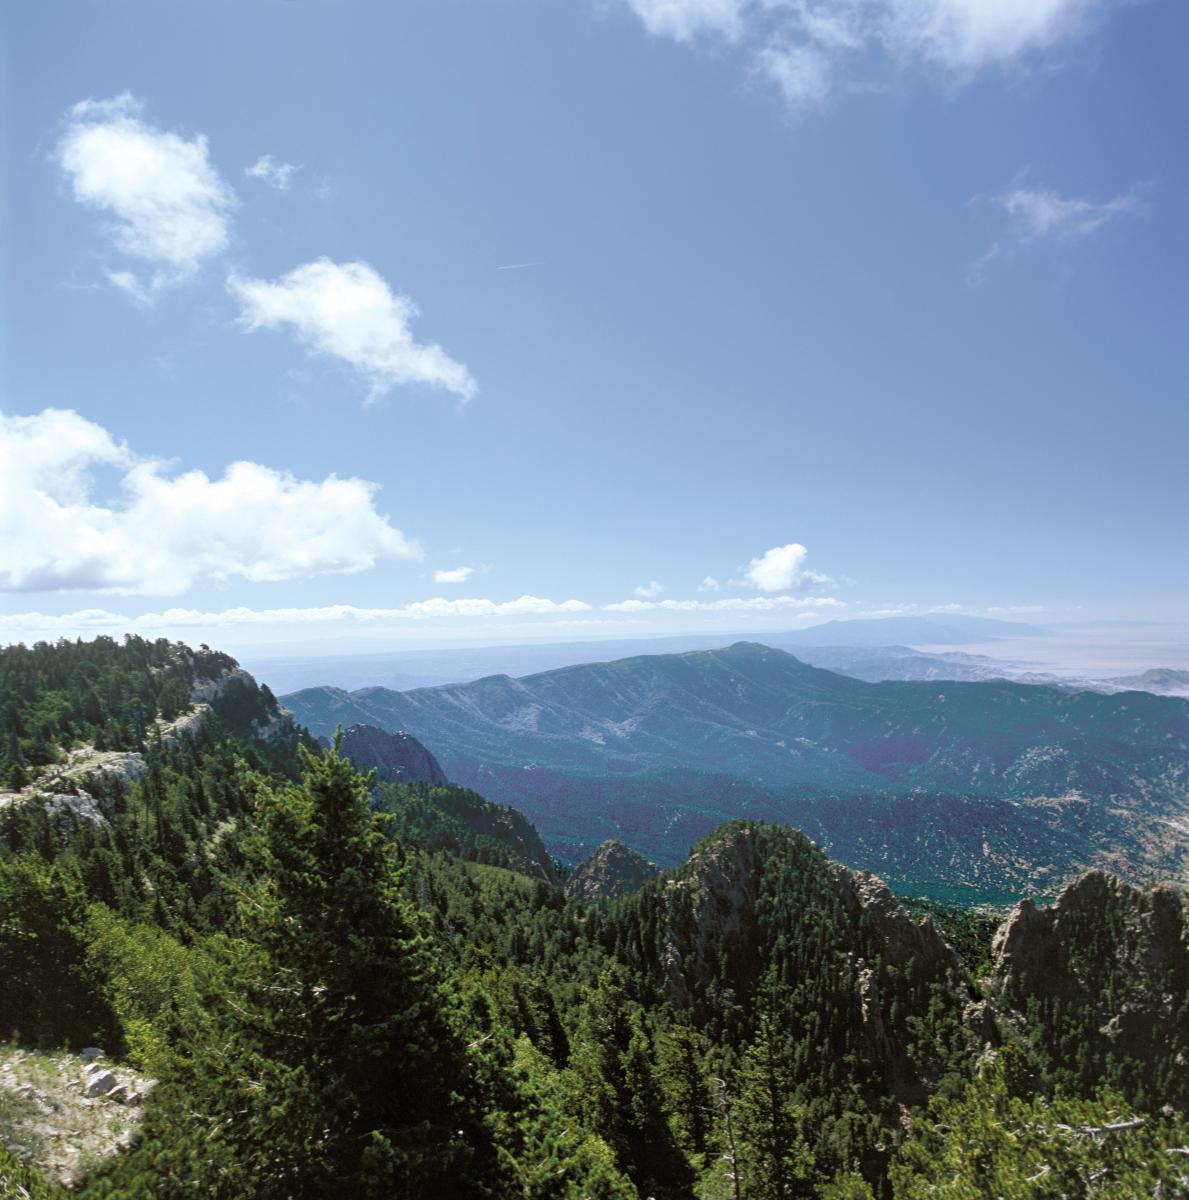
[283,641,1189,899]
[3,637,1187,1198]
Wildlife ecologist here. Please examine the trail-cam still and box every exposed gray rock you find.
[191,666,258,703]
[565,839,660,902]
[84,1070,118,1098]
[339,724,448,786]
[987,869,1189,1068]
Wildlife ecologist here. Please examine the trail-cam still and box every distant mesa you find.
[565,839,660,902]
[336,724,448,786]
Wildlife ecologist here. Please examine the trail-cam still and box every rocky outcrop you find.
[1,665,293,831]
[988,870,1189,1073]
[0,1047,154,1186]
[339,724,448,786]
[830,864,964,975]
[0,747,147,826]
[653,823,995,1107]
[190,666,257,704]
[565,840,659,902]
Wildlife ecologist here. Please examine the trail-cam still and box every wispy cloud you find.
[697,576,721,592]
[55,93,236,297]
[604,594,843,612]
[969,182,1145,282]
[626,0,745,42]
[228,258,476,402]
[0,408,418,595]
[0,597,594,637]
[622,0,1118,114]
[245,153,299,191]
[997,185,1144,241]
[434,566,475,584]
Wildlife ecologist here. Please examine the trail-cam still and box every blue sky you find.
[2,0,1187,652]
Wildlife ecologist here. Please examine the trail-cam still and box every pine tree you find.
[99,739,512,1198]
[734,1002,814,1200]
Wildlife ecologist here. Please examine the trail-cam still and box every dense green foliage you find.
[891,1055,1189,1198]
[0,638,1184,1198]
[374,778,556,879]
[898,896,1001,979]
[0,637,237,788]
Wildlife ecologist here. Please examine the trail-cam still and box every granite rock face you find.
[338,724,448,786]
[652,823,995,1106]
[987,869,1189,1071]
[565,839,660,902]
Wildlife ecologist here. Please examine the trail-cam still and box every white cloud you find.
[0,408,419,595]
[740,542,830,592]
[0,596,593,637]
[626,0,745,41]
[633,580,665,599]
[434,566,475,584]
[625,0,1114,113]
[997,185,1143,241]
[229,258,476,401]
[970,183,1144,282]
[697,576,721,592]
[758,41,835,112]
[883,0,1098,71]
[245,154,299,191]
[56,93,236,294]
[604,595,844,612]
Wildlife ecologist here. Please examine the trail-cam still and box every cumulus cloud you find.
[623,0,1114,113]
[229,258,476,401]
[739,542,830,592]
[632,580,665,599]
[245,154,299,191]
[56,93,236,294]
[697,576,721,592]
[434,566,475,584]
[604,595,843,612]
[997,185,1143,241]
[0,408,418,595]
[0,597,593,637]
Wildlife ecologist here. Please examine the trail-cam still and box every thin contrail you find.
[495,261,540,271]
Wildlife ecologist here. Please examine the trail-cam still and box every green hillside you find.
[283,641,1189,898]
[2,638,1186,1198]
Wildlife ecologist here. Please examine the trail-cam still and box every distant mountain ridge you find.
[282,641,1189,899]
[772,612,1045,646]
[1109,668,1189,695]
[249,613,1045,692]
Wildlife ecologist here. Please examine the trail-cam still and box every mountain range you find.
[282,641,1189,901]
[4,634,1186,1196]
[246,613,1050,693]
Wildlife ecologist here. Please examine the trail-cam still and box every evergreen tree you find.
[734,999,814,1200]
